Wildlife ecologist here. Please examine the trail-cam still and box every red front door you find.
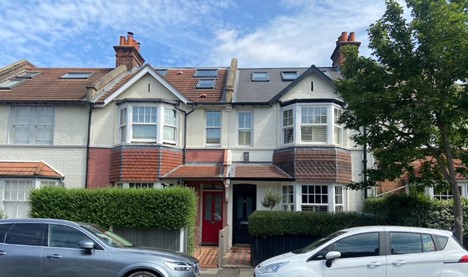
[202,191,223,245]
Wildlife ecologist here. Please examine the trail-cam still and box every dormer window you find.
[61,72,93,79]
[196,79,216,89]
[281,71,298,81]
[252,72,269,82]
[194,69,218,77]
[0,78,25,89]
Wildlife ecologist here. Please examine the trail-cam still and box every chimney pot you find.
[119,36,126,46]
[127,31,134,37]
[348,32,356,42]
[340,32,348,42]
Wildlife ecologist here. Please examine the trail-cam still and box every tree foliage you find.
[335,0,468,240]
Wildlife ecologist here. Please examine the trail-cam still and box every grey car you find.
[0,218,200,277]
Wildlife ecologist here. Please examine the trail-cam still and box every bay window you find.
[300,184,346,212]
[119,104,178,145]
[281,104,347,146]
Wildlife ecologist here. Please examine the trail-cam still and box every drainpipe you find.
[363,126,368,199]
[84,102,94,189]
[175,103,195,164]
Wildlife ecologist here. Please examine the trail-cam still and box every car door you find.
[42,223,109,277]
[0,223,46,277]
[322,232,387,277]
[386,232,444,277]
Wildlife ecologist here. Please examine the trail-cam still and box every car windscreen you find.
[81,224,133,248]
[293,231,346,254]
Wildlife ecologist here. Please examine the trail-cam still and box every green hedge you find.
[30,186,197,253]
[363,194,468,234]
[248,210,382,238]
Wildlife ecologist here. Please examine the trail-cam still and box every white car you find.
[255,226,468,277]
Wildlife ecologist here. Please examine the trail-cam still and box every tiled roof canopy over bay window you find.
[281,103,347,147]
[119,104,178,145]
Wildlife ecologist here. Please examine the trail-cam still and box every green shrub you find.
[249,210,382,238]
[0,208,6,219]
[363,194,468,234]
[30,186,197,253]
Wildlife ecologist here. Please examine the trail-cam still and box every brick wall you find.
[87,148,112,188]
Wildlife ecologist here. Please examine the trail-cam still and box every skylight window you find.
[252,72,269,82]
[16,71,41,79]
[196,79,216,89]
[194,69,218,78]
[61,72,93,79]
[281,71,298,81]
[0,78,25,89]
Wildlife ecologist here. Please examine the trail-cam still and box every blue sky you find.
[0,0,391,69]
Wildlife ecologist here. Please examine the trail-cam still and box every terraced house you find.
[0,32,369,247]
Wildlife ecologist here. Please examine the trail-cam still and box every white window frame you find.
[238,111,253,146]
[298,184,346,212]
[0,178,58,219]
[282,108,294,144]
[282,185,294,211]
[119,104,178,145]
[9,106,54,145]
[206,111,221,145]
[281,104,348,146]
[334,185,345,212]
[300,106,328,143]
[163,108,177,144]
[131,106,158,142]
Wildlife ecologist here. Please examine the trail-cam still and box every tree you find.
[335,0,468,241]
[261,187,282,211]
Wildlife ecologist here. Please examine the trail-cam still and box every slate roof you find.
[0,161,63,179]
[0,68,113,103]
[235,66,341,104]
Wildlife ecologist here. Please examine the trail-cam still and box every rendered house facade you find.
[0,32,369,246]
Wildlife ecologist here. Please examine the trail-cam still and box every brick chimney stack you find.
[330,31,361,69]
[114,32,145,69]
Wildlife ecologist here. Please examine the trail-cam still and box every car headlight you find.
[164,261,193,271]
[256,262,289,274]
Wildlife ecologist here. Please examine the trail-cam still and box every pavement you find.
[200,268,254,277]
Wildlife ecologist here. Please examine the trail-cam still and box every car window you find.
[331,232,380,258]
[390,232,436,255]
[294,231,345,254]
[5,223,46,246]
[48,224,92,249]
[0,224,14,243]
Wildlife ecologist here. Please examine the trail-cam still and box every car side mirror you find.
[325,251,341,268]
[79,240,95,255]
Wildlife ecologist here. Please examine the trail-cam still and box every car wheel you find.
[127,271,159,277]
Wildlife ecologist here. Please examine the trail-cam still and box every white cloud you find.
[209,0,387,67]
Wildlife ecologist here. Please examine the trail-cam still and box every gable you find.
[279,73,340,102]
[100,65,189,106]
[116,73,180,102]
